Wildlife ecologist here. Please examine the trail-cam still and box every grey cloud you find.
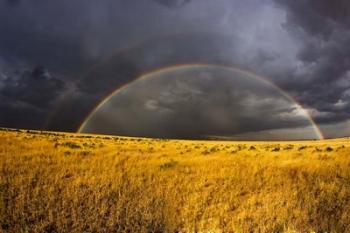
[0,65,69,129]
[77,32,239,95]
[0,0,348,138]
[275,0,350,36]
[1,66,66,108]
[153,0,191,8]
[6,0,21,7]
[272,0,350,126]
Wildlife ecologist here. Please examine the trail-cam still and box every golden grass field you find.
[1,128,350,233]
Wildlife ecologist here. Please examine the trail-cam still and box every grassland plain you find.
[1,128,350,233]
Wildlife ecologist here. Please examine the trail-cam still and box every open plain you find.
[1,128,350,233]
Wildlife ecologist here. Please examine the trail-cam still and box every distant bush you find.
[79,151,91,156]
[249,146,256,150]
[314,147,322,152]
[210,147,218,153]
[284,145,294,150]
[202,150,210,155]
[63,142,81,149]
[237,145,246,151]
[160,160,178,169]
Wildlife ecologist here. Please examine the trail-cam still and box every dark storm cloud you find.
[0,0,348,138]
[77,32,239,94]
[272,0,350,126]
[6,0,21,7]
[1,66,66,108]
[275,0,350,36]
[0,65,68,129]
[153,0,191,8]
[0,0,196,131]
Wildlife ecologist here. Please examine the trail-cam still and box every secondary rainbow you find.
[78,63,324,140]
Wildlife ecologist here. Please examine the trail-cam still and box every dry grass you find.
[1,128,350,233]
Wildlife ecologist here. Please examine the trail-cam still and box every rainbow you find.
[78,63,324,140]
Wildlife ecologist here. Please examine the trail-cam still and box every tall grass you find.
[1,129,350,232]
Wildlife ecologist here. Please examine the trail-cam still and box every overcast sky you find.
[0,0,349,139]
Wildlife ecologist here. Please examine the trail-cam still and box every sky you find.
[0,0,349,139]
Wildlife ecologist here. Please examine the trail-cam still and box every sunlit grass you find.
[1,128,350,232]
